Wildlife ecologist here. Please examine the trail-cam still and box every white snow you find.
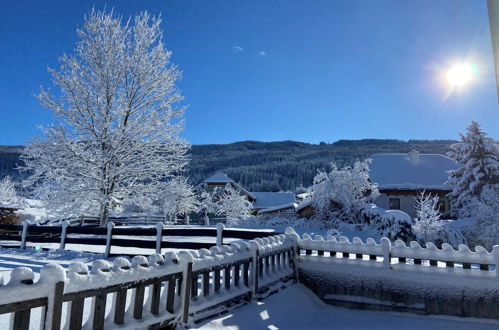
[192,284,499,330]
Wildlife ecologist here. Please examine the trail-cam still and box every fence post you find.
[204,214,210,226]
[493,245,499,279]
[155,222,164,254]
[181,261,193,325]
[249,241,259,300]
[105,222,115,258]
[216,223,225,247]
[186,215,190,226]
[381,237,391,269]
[40,264,66,330]
[59,220,69,250]
[285,227,300,281]
[20,220,29,249]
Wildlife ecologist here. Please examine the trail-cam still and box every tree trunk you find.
[99,201,110,227]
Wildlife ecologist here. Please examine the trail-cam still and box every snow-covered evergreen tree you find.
[310,159,379,224]
[215,184,252,219]
[413,191,442,242]
[447,121,499,218]
[20,10,189,226]
[413,191,465,247]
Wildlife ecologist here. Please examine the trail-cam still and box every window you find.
[389,198,400,210]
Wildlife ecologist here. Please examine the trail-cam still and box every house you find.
[369,151,459,218]
[199,172,296,215]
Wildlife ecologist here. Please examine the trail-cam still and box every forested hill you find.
[0,139,455,192]
[190,139,455,192]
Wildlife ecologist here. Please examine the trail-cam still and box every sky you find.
[0,0,498,145]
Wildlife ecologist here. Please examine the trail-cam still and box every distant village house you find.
[369,151,459,218]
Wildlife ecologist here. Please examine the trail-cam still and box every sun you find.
[446,63,475,87]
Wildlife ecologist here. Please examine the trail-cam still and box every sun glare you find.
[446,63,475,87]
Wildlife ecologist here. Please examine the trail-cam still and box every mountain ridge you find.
[0,139,457,192]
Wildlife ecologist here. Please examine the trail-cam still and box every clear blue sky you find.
[0,0,497,145]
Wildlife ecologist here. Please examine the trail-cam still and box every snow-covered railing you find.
[0,234,297,329]
[286,228,499,278]
[0,222,277,257]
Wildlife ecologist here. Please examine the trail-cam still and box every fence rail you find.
[0,221,278,257]
[40,215,226,227]
[0,234,296,329]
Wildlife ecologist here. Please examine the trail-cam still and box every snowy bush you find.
[310,159,379,225]
[360,204,413,241]
[0,176,19,205]
[215,184,252,219]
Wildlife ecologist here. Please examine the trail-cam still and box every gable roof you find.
[202,172,235,184]
[369,152,459,190]
[250,192,296,209]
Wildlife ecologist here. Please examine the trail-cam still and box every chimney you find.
[409,150,420,165]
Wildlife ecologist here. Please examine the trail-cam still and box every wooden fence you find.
[0,234,296,329]
[0,222,277,257]
[287,228,499,276]
[41,215,228,227]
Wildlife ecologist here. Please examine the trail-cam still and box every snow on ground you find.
[0,247,103,282]
[192,284,499,330]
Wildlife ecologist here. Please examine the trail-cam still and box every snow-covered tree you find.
[198,190,217,214]
[413,191,442,242]
[0,176,19,204]
[20,10,189,226]
[310,160,379,224]
[412,191,465,247]
[215,184,252,219]
[161,177,198,219]
[447,121,499,218]
[473,185,499,249]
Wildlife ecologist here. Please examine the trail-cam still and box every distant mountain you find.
[0,139,456,192]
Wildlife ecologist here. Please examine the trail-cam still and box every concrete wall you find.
[298,258,499,319]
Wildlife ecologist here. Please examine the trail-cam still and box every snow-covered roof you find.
[295,198,312,212]
[201,172,257,200]
[202,172,235,184]
[369,152,459,190]
[257,202,297,214]
[250,192,295,209]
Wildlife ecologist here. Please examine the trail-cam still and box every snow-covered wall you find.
[286,228,499,319]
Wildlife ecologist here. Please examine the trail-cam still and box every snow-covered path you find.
[192,284,499,330]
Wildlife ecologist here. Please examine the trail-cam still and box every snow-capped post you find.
[178,251,194,325]
[59,220,69,250]
[20,220,29,249]
[204,214,210,226]
[285,227,300,281]
[155,222,164,254]
[493,245,499,279]
[249,240,260,300]
[40,264,66,330]
[381,237,391,268]
[216,223,225,247]
[105,222,115,258]
[186,215,190,226]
